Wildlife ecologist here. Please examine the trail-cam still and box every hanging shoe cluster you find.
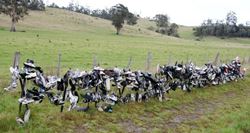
[5,57,245,125]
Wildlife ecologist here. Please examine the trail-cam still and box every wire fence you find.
[10,51,250,76]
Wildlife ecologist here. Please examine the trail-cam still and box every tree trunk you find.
[10,19,16,32]
[10,4,16,32]
[116,27,121,35]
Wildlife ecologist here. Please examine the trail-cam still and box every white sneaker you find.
[16,117,24,125]
[25,72,37,79]
[24,109,31,123]
[4,86,16,91]
[97,106,104,112]
[18,97,34,104]
[109,95,118,101]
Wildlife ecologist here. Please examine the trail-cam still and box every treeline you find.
[47,2,138,26]
[28,0,45,11]
[193,11,250,38]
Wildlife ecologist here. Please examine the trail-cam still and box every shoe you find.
[18,97,34,105]
[130,94,135,102]
[96,80,102,86]
[97,106,104,112]
[77,106,89,112]
[159,96,163,102]
[104,106,113,113]
[109,94,118,102]
[4,86,16,92]
[16,117,25,125]
[24,59,36,68]
[53,99,64,105]
[24,109,31,123]
[25,72,37,79]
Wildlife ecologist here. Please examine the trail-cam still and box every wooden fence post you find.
[57,53,61,77]
[93,54,97,68]
[13,51,20,68]
[126,56,132,69]
[213,52,220,66]
[145,52,152,71]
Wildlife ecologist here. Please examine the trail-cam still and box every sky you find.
[45,0,250,26]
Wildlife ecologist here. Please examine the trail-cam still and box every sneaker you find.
[16,117,25,125]
[24,60,36,68]
[96,80,102,86]
[109,94,118,102]
[4,86,16,91]
[106,99,115,106]
[25,72,37,79]
[159,95,163,102]
[97,106,104,112]
[53,99,64,105]
[104,106,113,113]
[18,97,34,105]
[24,109,31,123]
[77,106,89,112]
[130,94,136,102]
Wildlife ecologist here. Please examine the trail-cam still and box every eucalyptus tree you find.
[0,0,29,32]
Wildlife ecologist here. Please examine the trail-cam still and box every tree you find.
[0,0,29,32]
[168,23,179,37]
[47,3,59,8]
[28,0,45,11]
[154,14,170,34]
[246,21,250,26]
[154,14,169,28]
[100,9,112,20]
[126,12,138,25]
[67,2,75,11]
[226,11,237,25]
[110,4,129,35]
[91,9,101,17]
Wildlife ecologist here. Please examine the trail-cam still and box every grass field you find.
[0,8,250,133]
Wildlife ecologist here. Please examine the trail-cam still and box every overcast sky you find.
[45,0,250,26]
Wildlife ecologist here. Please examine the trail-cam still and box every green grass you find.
[0,8,250,132]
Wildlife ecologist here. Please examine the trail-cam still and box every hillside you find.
[0,8,250,133]
[0,8,159,36]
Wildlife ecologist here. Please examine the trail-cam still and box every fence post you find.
[248,56,250,64]
[213,52,220,66]
[126,56,132,69]
[145,52,152,71]
[93,54,97,68]
[13,51,20,68]
[167,54,172,65]
[57,53,61,77]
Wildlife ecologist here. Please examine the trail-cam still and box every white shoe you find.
[24,109,31,123]
[97,106,104,112]
[16,117,25,125]
[25,72,37,79]
[4,86,16,91]
[18,97,34,105]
